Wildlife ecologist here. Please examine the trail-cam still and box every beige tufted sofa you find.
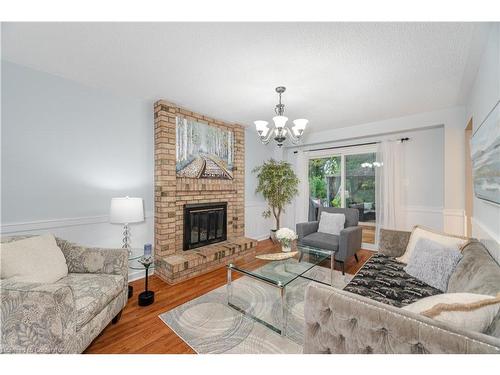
[303,229,500,354]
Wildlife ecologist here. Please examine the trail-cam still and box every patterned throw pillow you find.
[404,237,463,292]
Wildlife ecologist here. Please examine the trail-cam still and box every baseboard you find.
[128,269,152,282]
[254,234,271,241]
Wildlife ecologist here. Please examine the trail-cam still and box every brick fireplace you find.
[154,100,257,284]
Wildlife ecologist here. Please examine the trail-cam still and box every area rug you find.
[158,264,353,354]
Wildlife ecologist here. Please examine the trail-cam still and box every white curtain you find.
[294,150,309,226]
[375,140,403,242]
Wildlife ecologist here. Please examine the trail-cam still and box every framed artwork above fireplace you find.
[176,116,234,179]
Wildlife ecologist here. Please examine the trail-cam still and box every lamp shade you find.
[254,120,268,132]
[272,116,288,129]
[110,197,144,224]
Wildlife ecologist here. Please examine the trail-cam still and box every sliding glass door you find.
[345,153,376,245]
[308,147,377,246]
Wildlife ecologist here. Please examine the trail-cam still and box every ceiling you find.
[1,22,489,133]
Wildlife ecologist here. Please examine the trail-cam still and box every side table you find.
[129,256,155,306]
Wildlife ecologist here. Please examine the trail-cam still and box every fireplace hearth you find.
[183,202,227,250]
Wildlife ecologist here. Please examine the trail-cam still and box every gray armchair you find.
[296,207,362,274]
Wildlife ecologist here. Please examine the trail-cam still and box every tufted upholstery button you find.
[379,327,388,335]
[350,317,357,325]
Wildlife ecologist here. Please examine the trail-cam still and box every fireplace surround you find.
[154,100,257,285]
[184,202,227,250]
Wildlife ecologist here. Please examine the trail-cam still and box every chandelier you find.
[254,86,308,147]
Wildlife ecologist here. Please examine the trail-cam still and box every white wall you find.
[1,61,155,280]
[300,107,466,235]
[244,128,274,240]
[465,24,500,263]
[283,126,445,234]
[1,61,274,280]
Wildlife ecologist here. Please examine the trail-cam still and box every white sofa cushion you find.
[396,225,469,264]
[318,212,345,236]
[0,233,68,283]
[403,292,500,333]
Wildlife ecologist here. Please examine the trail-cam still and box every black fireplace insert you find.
[183,202,227,250]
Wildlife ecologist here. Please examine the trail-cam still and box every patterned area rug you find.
[159,265,353,354]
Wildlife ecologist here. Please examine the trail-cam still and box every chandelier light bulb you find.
[254,86,308,147]
[292,119,308,131]
[273,116,288,129]
[254,120,268,132]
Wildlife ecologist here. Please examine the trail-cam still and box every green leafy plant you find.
[331,195,341,207]
[309,175,327,199]
[253,159,299,230]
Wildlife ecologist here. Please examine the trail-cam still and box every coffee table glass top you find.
[228,244,331,287]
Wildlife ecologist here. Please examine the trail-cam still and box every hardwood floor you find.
[84,240,373,354]
[360,225,376,244]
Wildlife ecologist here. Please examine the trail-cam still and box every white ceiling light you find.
[254,86,308,147]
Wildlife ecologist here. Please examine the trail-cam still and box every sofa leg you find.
[341,262,345,275]
[354,253,359,263]
[112,310,123,324]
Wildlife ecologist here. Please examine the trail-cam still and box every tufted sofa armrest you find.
[304,283,500,354]
[378,228,411,257]
[0,279,77,353]
[55,238,128,281]
[296,221,319,241]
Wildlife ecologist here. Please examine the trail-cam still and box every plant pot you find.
[270,229,278,243]
[281,244,291,252]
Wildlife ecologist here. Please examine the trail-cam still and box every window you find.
[308,146,377,246]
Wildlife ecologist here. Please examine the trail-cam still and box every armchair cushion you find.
[57,273,125,330]
[300,232,339,252]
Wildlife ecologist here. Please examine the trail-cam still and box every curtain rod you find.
[293,137,409,154]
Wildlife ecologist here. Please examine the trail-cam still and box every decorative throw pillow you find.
[318,212,345,236]
[402,293,500,333]
[404,237,462,292]
[0,233,68,283]
[397,225,469,264]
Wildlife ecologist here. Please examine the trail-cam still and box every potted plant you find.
[275,227,298,252]
[253,159,299,242]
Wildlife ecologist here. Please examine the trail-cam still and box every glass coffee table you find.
[226,245,335,336]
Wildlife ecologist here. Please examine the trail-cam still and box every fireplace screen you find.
[184,202,227,250]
